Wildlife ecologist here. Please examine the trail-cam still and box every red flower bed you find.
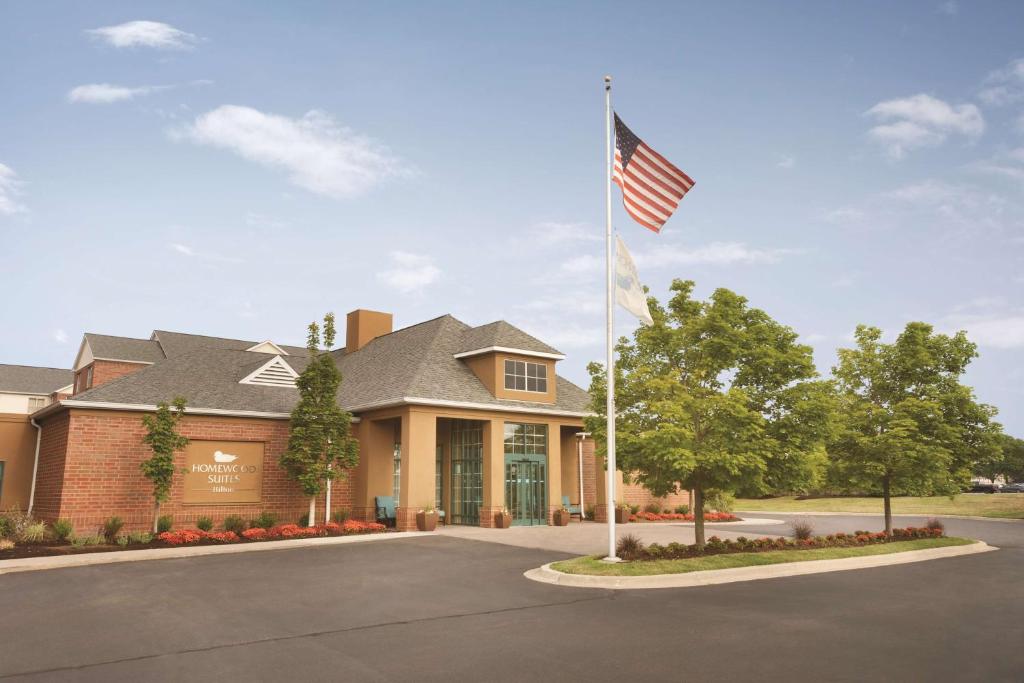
[626,526,944,562]
[159,519,387,546]
[629,511,741,523]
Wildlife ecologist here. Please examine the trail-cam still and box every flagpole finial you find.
[604,75,611,90]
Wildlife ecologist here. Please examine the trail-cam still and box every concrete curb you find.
[0,531,429,576]
[736,510,1024,523]
[524,540,996,590]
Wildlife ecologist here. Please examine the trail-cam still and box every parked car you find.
[967,483,1002,494]
[996,482,1024,493]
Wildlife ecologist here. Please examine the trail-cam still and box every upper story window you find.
[504,359,547,393]
[27,397,47,412]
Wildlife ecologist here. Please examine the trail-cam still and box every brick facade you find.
[73,360,150,396]
[35,409,354,533]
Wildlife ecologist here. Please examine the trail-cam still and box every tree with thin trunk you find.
[280,313,359,527]
[141,397,189,533]
[830,323,1001,535]
[586,281,831,549]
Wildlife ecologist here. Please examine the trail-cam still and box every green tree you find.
[280,313,360,527]
[830,323,1001,534]
[1000,435,1024,483]
[141,397,189,534]
[586,281,831,548]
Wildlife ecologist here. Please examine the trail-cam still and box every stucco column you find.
[397,409,437,531]
[352,418,399,522]
[546,422,562,524]
[480,418,505,527]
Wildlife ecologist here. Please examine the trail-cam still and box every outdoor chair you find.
[562,495,583,522]
[375,496,396,527]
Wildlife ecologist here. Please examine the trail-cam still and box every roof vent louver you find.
[239,356,298,388]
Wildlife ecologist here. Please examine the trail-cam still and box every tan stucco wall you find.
[0,413,37,510]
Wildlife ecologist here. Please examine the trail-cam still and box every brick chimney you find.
[346,309,393,352]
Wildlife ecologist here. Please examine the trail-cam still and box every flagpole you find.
[603,75,619,562]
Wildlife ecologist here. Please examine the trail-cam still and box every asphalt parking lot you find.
[1,514,1021,682]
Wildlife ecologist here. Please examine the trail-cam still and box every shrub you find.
[705,490,735,513]
[298,513,310,527]
[157,515,173,533]
[331,508,350,524]
[790,518,815,541]
[116,535,130,548]
[72,533,106,547]
[103,516,125,541]
[674,505,690,515]
[251,511,278,529]
[223,515,246,534]
[616,533,645,561]
[585,505,596,519]
[643,502,662,514]
[52,519,74,542]
[925,518,945,534]
[196,516,214,532]
[1,508,34,539]
[128,531,153,545]
[628,504,641,515]
[0,515,12,538]
[0,538,13,551]
[19,522,47,544]
[242,527,268,541]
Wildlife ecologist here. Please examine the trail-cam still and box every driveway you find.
[0,514,1021,682]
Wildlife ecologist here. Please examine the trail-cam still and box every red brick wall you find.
[32,411,70,520]
[37,409,355,533]
[74,360,150,395]
[621,482,691,512]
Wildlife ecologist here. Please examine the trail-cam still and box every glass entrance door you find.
[504,455,546,525]
[450,421,483,525]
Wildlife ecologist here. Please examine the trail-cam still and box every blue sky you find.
[2,2,1023,433]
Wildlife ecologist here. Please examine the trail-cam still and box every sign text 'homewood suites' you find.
[183,440,264,504]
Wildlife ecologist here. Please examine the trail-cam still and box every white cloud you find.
[943,297,1024,348]
[530,221,601,245]
[978,58,1024,106]
[968,148,1024,182]
[636,241,801,268]
[169,242,243,263]
[823,206,866,223]
[178,105,409,198]
[937,0,957,15]
[804,332,828,344]
[561,253,603,275]
[86,20,197,50]
[864,94,984,159]
[377,251,440,293]
[67,83,169,104]
[777,155,796,169]
[53,329,69,344]
[0,163,27,216]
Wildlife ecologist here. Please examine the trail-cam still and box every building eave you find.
[348,396,590,419]
[29,399,349,422]
[452,346,565,361]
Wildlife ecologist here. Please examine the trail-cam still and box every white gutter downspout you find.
[28,418,42,514]
[576,432,590,520]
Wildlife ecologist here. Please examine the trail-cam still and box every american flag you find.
[612,113,694,233]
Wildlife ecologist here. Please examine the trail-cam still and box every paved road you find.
[0,514,1021,682]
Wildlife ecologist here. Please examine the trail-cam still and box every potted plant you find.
[495,507,512,528]
[614,504,630,524]
[416,505,438,532]
[553,506,571,526]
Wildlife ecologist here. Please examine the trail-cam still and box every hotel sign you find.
[183,440,264,504]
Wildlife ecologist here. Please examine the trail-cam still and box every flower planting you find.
[158,519,386,546]
[618,526,945,562]
[628,511,741,523]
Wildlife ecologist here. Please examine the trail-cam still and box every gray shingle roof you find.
[0,365,74,394]
[151,331,310,358]
[456,321,562,356]
[84,334,165,364]
[69,316,590,416]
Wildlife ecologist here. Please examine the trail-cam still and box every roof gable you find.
[239,356,298,387]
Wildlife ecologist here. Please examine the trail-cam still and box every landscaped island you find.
[734,494,1024,519]
[551,525,970,577]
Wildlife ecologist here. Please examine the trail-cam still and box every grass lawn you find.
[734,494,1024,519]
[550,537,974,576]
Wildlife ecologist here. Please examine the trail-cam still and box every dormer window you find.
[504,359,547,393]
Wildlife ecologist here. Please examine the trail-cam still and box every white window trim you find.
[453,346,564,361]
[504,359,548,394]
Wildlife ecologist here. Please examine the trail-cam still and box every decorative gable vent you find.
[240,356,298,387]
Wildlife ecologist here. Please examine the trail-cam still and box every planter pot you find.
[553,509,571,526]
[615,508,630,524]
[495,512,512,529]
[416,511,438,532]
